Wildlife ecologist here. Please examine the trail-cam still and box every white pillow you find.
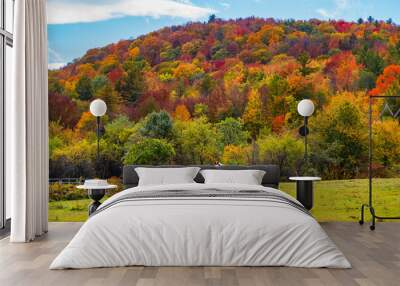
[200,169,266,185]
[135,167,200,186]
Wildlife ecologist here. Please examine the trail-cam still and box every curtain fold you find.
[9,0,48,242]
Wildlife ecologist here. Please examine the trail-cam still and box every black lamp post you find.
[297,99,315,162]
[89,99,107,177]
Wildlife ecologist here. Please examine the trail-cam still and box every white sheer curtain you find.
[8,0,48,242]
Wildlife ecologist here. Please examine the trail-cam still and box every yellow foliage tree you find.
[373,119,400,168]
[100,55,118,73]
[242,89,264,163]
[77,63,96,78]
[173,62,203,82]
[243,89,264,139]
[222,145,252,165]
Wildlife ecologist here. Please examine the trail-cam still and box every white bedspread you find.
[50,183,351,269]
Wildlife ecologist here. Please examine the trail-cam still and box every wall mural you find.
[47,1,400,221]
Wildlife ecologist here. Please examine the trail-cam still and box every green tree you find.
[48,75,64,94]
[297,52,316,76]
[175,118,221,164]
[389,42,400,64]
[49,136,64,159]
[97,116,137,177]
[358,70,376,90]
[310,93,367,179]
[96,82,122,113]
[123,138,175,165]
[199,74,215,96]
[140,110,173,139]
[257,133,303,177]
[193,103,209,118]
[116,59,147,103]
[92,75,109,94]
[357,47,385,76]
[160,45,180,61]
[216,117,249,146]
[208,14,216,23]
[253,49,272,64]
[76,76,93,100]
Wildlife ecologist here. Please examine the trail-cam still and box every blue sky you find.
[47,0,400,69]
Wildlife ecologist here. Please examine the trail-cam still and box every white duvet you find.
[50,183,351,269]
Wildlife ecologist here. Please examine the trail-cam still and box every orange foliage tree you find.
[174,104,191,121]
[370,65,400,96]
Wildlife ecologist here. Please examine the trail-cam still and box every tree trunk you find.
[251,136,257,165]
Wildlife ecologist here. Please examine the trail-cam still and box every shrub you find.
[257,133,304,177]
[49,183,87,202]
[124,138,175,165]
[49,177,123,201]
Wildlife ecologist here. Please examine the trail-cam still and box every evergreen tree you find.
[116,59,146,103]
[297,52,315,76]
[76,76,93,100]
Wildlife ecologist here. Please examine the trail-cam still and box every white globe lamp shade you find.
[90,99,107,117]
[297,99,315,117]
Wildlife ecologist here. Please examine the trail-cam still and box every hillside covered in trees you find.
[49,16,400,180]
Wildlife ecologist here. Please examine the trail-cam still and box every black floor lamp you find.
[89,99,107,178]
[297,99,315,162]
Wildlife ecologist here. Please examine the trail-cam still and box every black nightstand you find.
[77,183,117,215]
[289,177,321,210]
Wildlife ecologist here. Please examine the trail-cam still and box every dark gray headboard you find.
[123,165,280,189]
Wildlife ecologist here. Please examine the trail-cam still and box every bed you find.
[50,165,350,269]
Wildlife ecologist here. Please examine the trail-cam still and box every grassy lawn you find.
[49,178,400,222]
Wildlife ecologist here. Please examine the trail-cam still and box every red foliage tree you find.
[107,67,124,84]
[325,51,360,91]
[334,20,352,33]
[48,93,80,128]
[272,115,285,133]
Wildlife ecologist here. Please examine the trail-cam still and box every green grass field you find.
[49,178,400,222]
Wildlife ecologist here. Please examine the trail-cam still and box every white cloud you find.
[48,62,67,70]
[220,2,231,9]
[316,0,349,19]
[335,0,349,10]
[316,8,333,19]
[48,46,67,70]
[47,0,216,24]
[48,47,65,63]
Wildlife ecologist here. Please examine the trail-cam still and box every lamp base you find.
[88,188,106,215]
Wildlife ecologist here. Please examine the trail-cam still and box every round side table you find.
[289,177,321,210]
[77,184,117,215]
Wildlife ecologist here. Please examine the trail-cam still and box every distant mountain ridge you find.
[49,16,400,122]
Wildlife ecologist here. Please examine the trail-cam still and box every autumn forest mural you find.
[48,16,400,182]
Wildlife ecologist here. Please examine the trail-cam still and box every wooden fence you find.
[49,178,84,185]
